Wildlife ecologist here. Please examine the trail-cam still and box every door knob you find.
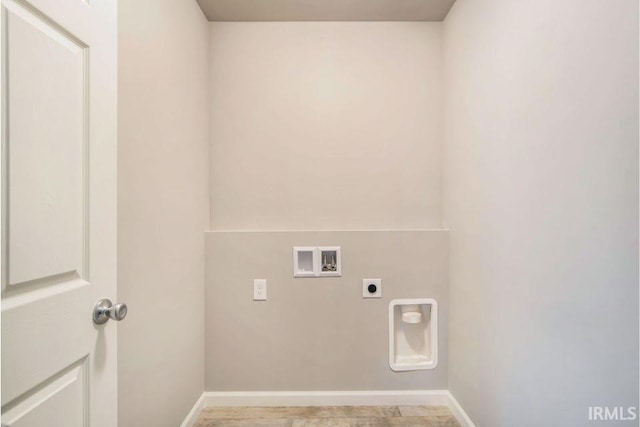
[93,298,128,324]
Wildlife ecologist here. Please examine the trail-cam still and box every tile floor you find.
[194,405,461,426]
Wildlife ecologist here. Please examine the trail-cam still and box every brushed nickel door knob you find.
[93,298,128,324]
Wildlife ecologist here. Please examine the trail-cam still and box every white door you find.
[1,0,118,425]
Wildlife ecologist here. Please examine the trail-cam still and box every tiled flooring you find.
[194,405,461,426]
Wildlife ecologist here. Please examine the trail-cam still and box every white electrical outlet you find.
[363,279,382,298]
[253,279,267,301]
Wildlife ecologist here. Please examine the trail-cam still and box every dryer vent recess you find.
[389,298,438,371]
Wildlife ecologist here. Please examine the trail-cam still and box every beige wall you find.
[443,0,639,425]
[209,22,443,230]
[205,230,448,390]
[205,23,448,392]
[117,0,209,425]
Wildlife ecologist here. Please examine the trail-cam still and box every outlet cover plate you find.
[363,278,382,298]
[254,279,267,301]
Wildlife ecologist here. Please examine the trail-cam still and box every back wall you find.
[209,22,443,230]
[205,230,449,391]
[206,22,447,392]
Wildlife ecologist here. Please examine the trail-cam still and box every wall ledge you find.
[181,390,475,427]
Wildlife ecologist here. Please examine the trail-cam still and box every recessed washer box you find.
[293,246,341,277]
[293,247,316,277]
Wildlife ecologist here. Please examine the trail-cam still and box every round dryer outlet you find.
[363,279,382,298]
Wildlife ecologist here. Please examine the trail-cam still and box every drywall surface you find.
[443,0,639,426]
[117,0,209,425]
[209,22,443,230]
[205,230,448,390]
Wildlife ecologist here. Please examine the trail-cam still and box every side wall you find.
[209,22,443,230]
[117,0,209,425]
[443,1,639,425]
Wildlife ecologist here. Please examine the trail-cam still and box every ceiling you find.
[196,0,457,22]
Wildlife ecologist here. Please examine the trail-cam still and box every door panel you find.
[1,0,117,425]
[2,358,88,427]
[2,284,92,406]
[6,0,87,288]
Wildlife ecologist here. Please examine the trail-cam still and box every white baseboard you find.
[179,393,206,427]
[181,390,475,427]
[200,390,451,407]
[446,391,477,427]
